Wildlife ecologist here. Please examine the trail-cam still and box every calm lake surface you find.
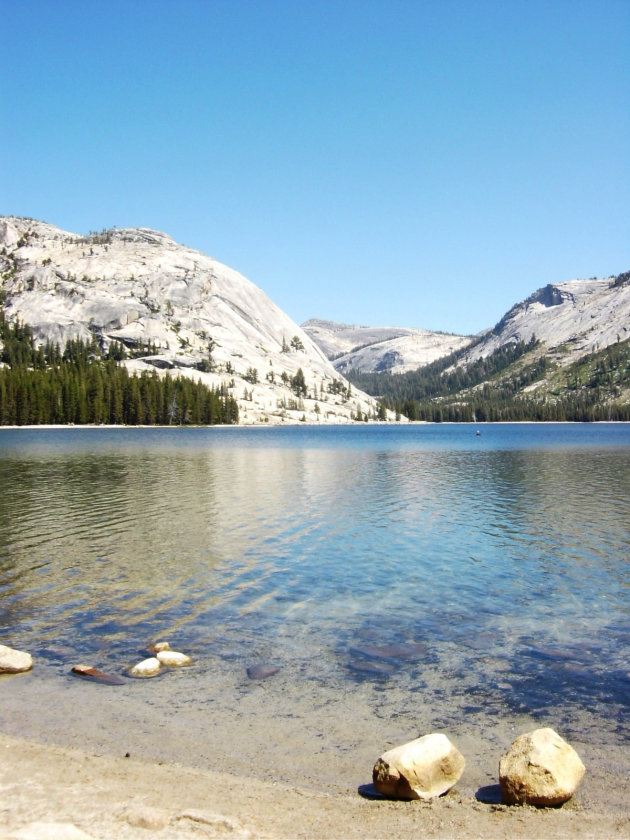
[1,423,629,794]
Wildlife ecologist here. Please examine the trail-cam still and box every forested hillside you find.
[349,335,630,422]
[0,310,238,426]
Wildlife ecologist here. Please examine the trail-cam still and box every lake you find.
[0,423,629,797]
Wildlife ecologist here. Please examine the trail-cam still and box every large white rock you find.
[130,657,161,677]
[372,733,465,800]
[156,650,191,666]
[499,727,585,806]
[0,644,33,673]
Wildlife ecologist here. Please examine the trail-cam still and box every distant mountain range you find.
[1,216,627,424]
[0,217,384,424]
[310,271,630,421]
[304,273,630,376]
[301,320,471,374]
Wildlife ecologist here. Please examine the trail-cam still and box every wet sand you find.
[2,733,629,839]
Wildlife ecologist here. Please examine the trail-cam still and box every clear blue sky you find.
[2,0,628,335]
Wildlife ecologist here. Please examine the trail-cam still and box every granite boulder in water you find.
[0,644,33,673]
[372,733,465,800]
[499,727,585,806]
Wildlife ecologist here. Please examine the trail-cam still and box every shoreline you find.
[1,733,629,840]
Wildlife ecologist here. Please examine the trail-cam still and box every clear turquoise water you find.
[0,423,629,792]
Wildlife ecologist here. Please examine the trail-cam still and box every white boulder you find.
[157,650,191,666]
[372,733,465,800]
[0,644,33,673]
[130,657,161,676]
[499,727,585,806]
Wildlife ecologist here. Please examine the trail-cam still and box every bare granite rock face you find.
[0,216,389,425]
[499,727,585,806]
[0,644,33,673]
[372,733,465,800]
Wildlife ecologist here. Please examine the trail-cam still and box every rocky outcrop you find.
[499,727,585,806]
[372,733,465,800]
[0,644,33,673]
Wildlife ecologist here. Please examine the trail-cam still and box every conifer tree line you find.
[0,310,238,426]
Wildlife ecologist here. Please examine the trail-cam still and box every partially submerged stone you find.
[373,733,465,800]
[130,657,161,676]
[499,727,585,806]
[148,641,170,654]
[0,644,33,673]
[156,650,191,666]
[71,664,125,685]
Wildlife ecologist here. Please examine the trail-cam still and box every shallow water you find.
[0,424,629,794]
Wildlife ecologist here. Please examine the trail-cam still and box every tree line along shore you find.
[0,310,238,426]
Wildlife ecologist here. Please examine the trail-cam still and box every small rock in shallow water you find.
[373,733,466,800]
[348,658,395,677]
[0,644,33,673]
[71,664,125,685]
[156,650,191,666]
[130,657,161,676]
[247,664,279,680]
[148,641,170,653]
[499,727,585,806]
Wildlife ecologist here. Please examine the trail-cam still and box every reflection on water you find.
[0,424,629,790]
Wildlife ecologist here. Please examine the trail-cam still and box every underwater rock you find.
[373,733,465,800]
[71,664,125,685]
[130,657,161,676]
[350,642,426,661]
[499,727,585,806]
[247,664,279,680]
[156,650,191,666]
[0,644,33,673]
[348,658,395,677]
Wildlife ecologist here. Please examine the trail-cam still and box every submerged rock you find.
[350,642,426,661]
[156,650,191,666]
[247,664,279,680]
[373,733,465,800]
[0,644,33,673]
[499,727,585,806]
[71,664,125,685]
[348,658,395,677]
[130,657,161,677]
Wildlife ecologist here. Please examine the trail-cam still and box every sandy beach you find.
[1,732,629,840]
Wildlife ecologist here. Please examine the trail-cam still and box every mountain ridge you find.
[0,217,386,425]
